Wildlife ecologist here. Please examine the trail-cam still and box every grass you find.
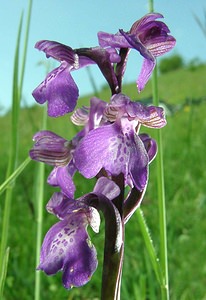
[0,64,206,299]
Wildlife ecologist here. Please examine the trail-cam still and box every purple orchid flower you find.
[98,13,176,91]
[29,97,108,197]
[74,93,166,191]
[37,177,121,289]
[38,192,99,289]
[32,41,120,117]
[29,130,76,198]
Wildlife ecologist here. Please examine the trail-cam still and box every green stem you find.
[136,208,163,285]
[0,2,32,297]
[0,157,31,196]
[148,0,154,12]
[0,14,23,298]
[148,1,169,298]
[34,163,45,300]
[152,60,169,300]
[34,105,47,300]
[0,247,10,297]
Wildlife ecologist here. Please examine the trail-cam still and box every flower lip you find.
[32,64,79,117]
[37,210,98,289]
[74,121,149,191]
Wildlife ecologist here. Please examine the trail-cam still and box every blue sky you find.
[0,0,206,114]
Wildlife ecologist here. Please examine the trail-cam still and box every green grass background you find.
[0,65,206,299]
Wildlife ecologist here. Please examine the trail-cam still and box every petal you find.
[32,65,79,117]
[110,93,131,107]
[147,35,176,57]
[30,130,71,166]
[62,236,97,289]
[35,40,77,65]
[139,133,157,163]
[46,192,76,219]
[138,20,170,41]
[71,97,107,130]
[74,122,148,190]
[126,100,167,128]
[104,93,131,122]
[71,106,89,126]
[38,212,98,289]
[93,177,120,200]
[35,40,98,71]
[98,31,131,48]
[86,206,101,234]
[37,220,67,274]
[123,187,146,223]
[119,29,154,61]
[88,97,107,130]
[56,167,76,198]
[74,123,127,178]
[130,13,164,33]
[136,57,155,92]
[47,193,100,233]
[47,165,75,198]
[130,15,176,58]
[129,134,149,190]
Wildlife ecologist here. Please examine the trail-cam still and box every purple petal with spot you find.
[128,133,149,190]
[74,122,148,190]
[37,211,98,289]
[46,192,77,219]
[32,64,79,117]
[74,123,121,177]
[46,192,101,233]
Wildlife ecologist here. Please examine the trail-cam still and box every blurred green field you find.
[0,64,206,300]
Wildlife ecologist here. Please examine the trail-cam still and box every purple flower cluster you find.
[30,13,175,291]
